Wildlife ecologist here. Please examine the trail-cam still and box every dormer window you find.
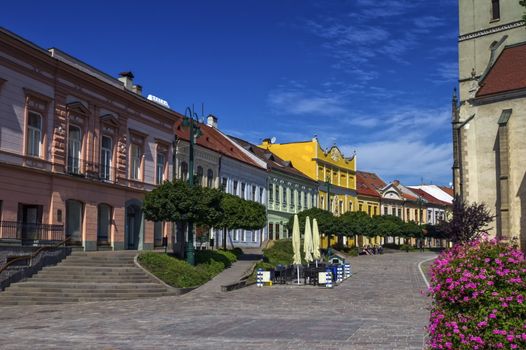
[491,0,500,21]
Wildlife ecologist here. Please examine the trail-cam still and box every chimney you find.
[132,84,142,96]
[118,71,134,90]
[207,114,218,128]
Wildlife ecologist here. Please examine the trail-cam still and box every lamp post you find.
[181,106,202,265]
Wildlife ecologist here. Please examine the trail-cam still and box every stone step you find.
[30,276,154,283]
[0,250,173,305]
[1,289,167,298]
[40,268,147,276]
[0,294,174,305]
[60,262,136,267]
[11,282,164,289]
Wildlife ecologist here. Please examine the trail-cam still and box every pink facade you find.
[0,28,180,250]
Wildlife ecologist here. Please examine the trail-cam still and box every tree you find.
[339,211,374,238]
[213,193,267,250]
[520,0,526,21]
[439,195,493,244]
[372,215,404,241]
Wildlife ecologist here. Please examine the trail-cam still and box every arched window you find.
[180,161,188,181]
[97,204,112,245]
[207,169,214,187]
[196,166,204,186]
[68,125,82,174]
[26,111,42,157]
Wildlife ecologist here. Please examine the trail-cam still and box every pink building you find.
[0,28,181,251]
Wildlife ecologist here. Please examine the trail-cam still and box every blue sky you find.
[1,0,458,185]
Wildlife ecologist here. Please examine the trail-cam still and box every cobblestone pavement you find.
[0,252,435,350]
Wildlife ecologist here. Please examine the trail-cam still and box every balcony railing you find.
[66,157,117,183]
[0,221,65,242]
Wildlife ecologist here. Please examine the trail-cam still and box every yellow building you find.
[260,138,357,216]
[260,138,357,248]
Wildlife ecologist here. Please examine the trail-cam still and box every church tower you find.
[458,0,524,102]
[455,0,526,247]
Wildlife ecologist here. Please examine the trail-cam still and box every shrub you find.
[427,238,526,349]
[138,249,239,288]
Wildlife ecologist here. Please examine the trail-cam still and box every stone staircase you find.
[0,251,177,305]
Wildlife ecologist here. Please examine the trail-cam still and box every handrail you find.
[0,237,71,274]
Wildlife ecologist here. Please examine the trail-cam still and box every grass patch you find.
[138,249,240,288]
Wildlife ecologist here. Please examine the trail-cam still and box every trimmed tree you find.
[339,211,374,245]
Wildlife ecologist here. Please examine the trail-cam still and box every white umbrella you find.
[312,218,321,265]
[304,216,313,263]
[292,214,302,284]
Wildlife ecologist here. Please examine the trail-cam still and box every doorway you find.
[65,200,83,245]
[125,200,143,250]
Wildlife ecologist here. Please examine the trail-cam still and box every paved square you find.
[0,252,434,349]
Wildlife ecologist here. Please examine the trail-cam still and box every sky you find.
[1,0,459,186]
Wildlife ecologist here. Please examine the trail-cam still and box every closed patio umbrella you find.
[312,218,321,265]
[304,216,313,263]
[292,214,301,284]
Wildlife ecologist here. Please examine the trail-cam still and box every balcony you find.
[66,157,117,183]
[0,221,64,243]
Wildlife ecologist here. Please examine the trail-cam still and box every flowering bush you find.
[427,238,526,349]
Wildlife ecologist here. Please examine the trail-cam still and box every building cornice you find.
[458,20,525,42]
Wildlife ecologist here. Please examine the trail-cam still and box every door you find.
[126,205,142,250]
[66,200,83,244]
[97,204,111,246]
[19,204,42,241]
[154,222,163,248]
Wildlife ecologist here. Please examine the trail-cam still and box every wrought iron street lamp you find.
[181,106,203,265]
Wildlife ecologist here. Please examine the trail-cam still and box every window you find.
[491,0,500,20]
[373,206,377,216]
[196,166,203,186]
[368,205,372,216]
[339,200,343,214]
[252,230,258,242]
[68,125,82,174]
[406,208,410,220]
[180,162,188,181]
[233,230,239,241]
[156,153,166,184]
[384,206,388,216]
[252,186,256,201]
[348,201,352,212]
[241,183,245,199]
[259,187,263,203]
[26,111,42,157]
[359,203,363,212]
[415,209,418,221]
[269,184,274,202]
[130,143,141,180]
[283,188,288,207]
[268,223,274,240]
[221,177,227,191]
[207,169,214,187]
[241,230,246,242]
[398,208,402,218]
[101,136,112,180]
[233,180,238,195]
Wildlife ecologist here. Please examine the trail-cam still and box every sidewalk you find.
[190,248,262,295]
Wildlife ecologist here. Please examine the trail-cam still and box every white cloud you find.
[341,140,452,185]
[268,90,347,116]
